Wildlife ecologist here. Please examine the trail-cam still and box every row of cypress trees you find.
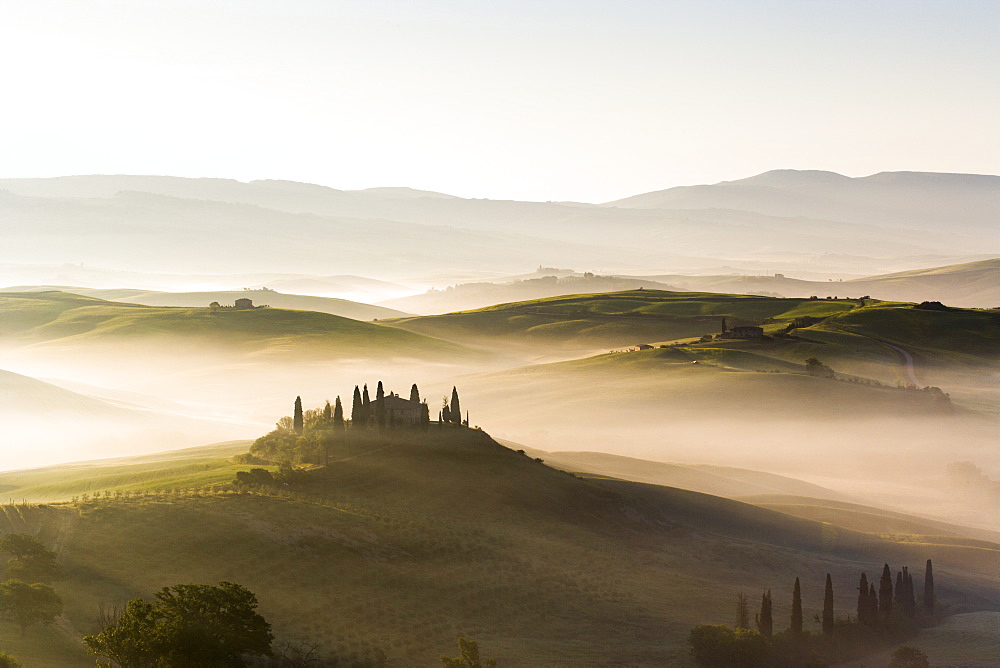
[291,382,465,432]
[749,559,935,638]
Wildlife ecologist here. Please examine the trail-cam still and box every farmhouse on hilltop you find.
[234,298,254,309]
[373,393,424,427]
[723,325,764,339]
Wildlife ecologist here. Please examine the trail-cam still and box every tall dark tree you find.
[410,384,420,403]
[756,590,772,638]
[868,583,878,624]
[923,559,934,614]
[857,573,870,625]
[895,570,904,611]
[333,396,345,431]
[420,402,430,431]
[351,386,363,427]
[442,401,451,425]
[362,385,371,427]
[903,567,916,618]
[822,573,834,635]
[879,564,894,618]
[721,317,728,335]
[790,577,803,635]
[375,381,386,428]
[293,396,304,435]
[322,401,332,422]
[450,387,461,425]
[735,592,750,629]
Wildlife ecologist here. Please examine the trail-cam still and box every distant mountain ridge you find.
[1,171,995,280]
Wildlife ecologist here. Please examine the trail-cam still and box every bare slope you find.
[0,430,995,666]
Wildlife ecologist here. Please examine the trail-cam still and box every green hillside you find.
[1,286,408,320]
[385,289,861,351]
[0,291,466,360]
[0,431,995,666]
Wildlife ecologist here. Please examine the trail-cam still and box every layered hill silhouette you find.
[1,172,995,281]
[1,430,995,665]
[384,258,999,314]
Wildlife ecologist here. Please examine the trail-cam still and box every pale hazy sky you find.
[2,0,997,202]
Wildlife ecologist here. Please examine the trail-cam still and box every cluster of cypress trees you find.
[750,560,934,640]
[346,381,433,429]
[857,561,932,627]
[440,386,465,426]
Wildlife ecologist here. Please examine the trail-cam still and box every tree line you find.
[248,382,467,465]
[689,559,937,667]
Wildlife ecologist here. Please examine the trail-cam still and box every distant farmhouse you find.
[723,325,764,339]
[234,297,254,309]
[375,392,424,428]
[209,298,268,310]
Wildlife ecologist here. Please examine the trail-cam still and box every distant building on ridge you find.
[234,298,254,309]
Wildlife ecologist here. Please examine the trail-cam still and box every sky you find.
[1,0,997,202]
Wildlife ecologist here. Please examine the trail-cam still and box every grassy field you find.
[0,291,467,360]
[0,431,995,666]
[383,289,863,351]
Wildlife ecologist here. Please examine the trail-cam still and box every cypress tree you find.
[756,590,772,638]
[420,402,430,431]
[333,396,344,431]
[450,386,461,425]
[903,567,915,618]
[892,571,906,611]
[442,404,451,424]
[362,385,371,427]
[735,592,750,629]
[721,317,727,335]
[879,564,893,618]
[323,400,332,422]
[923,559,934,614]
[822,573,834,635]
[857,573,870,625]
[375,381,385,428]
[351,386,362,427]
[293,396,304,435]
[868,584,878,624]
[791,577,803,635]
[410,384,420,403]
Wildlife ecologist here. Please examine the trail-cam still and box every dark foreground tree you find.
[735,591,750,629]
[293,396,304,435]
[688,625,766,668]
[0,580,62,636]
[822,573,834,635]
[440,637,496,668]
[790,577,803,635]
[879,564,894,618]
[333,396,345,431]
[889,645,930,668]
[857,573,871,625]
[0,534,60,584]
[450,387,461,424]
[84,581,272,666]
[756,590,772,638]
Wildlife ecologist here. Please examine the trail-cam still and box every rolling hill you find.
[0,291,465,361]
[0,429,994,666]
[0,286,407,320]
[383,289,863,353]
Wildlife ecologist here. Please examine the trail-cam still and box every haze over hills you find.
[1,171,995,286]
[383,258,1000,313]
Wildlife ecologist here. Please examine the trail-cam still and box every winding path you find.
[879,341,920,385]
